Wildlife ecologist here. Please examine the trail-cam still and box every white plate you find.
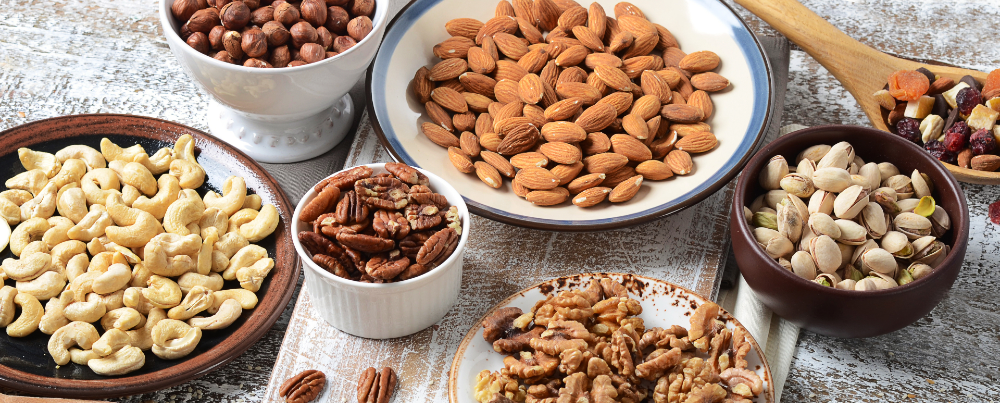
[448,273,775,402]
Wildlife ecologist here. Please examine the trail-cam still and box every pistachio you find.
[893,212,932,239]
[783,194,810,223]
[833,185,868,220]
[850,174,872,191]
[743,206,753,225]
[808,235,841,274]
[808,190,835,215]
[789,251,817,280]
[764,190,788,210]
[834,219,867,245]
[835,279,857,290]
[913,196,935,217]
[854,277,879,291]
[777,257,792,272]
[858,162,881,190]
[798,229,816,252]
[796,158,817,180]
[808,213,840,238]
[869,272,898,289]
[850,239,879,273]
[907,262,933,280]
[879,231,913,258]
[759,155,789,190]
[861,248,897,276]
[910,169,932,199]
[837,242,854,270]
[753,228,794,259]
[911,236,944,265]
[813,276,832,287]
[858,202,887,239]
[811,167,852,193]
[749,195,765,213]
[757,207,776,215]
[813,272,841,288]
[751,212,777,230]
[871,187,900,215]
[896,198,920,214]
[797,144,831,164]
[817,141,854,169]
[877,162,899,183]
[777,202,803,243]
[843,265,864,282]
[779,173,815,198]
[896,267,915,286]
[884,175,914,199]
[848,162,860,175]
[928,206,950,237]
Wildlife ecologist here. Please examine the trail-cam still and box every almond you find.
[611,133,652,161]
[557,6,588,31]
[572,186,611,207]
[532,0,560,31]
[522,104,546,127]
[433,36,475,59]
[671,67,695,98]
[424,101,454,131]
[670,90,686,105]
[581,132,611,155]
[608,175,643,203]
[481,36,500,60]
[497,123,540,155]
[543,98,584,121]
[518,48,551,74]
[510,152,549,169]
[607,31,633,54]
[620,115,650,142]
[674,131,717,153]
[687,90,713,120]
[511,176,530,197]
[621,32,658,60]
[515,166,560,190]
[494,79,521,104]
[495,117,533,136]
[476,16,518,44]
[646,116,663,141]
[678,50,720,73]
[453,112,475,132]
[662,47,686,68]
[575,103,617,132]
[660,104,704,123]
[496,60,530,82]
[555,82,602,105]
[480,132,501,152]
[596,92,634,115]
[928,77,956,95]
[653,23,680,49]
[587,2,606,38]
[430,87,468,113]
[459,72,497,98]
[602,166,637,187]
[448,147,475,173]
[583,152,628,173]
[571,26,604,52]
[493,102,525,127]
[540,121,587,143]
[567,172,605,193]
[467,47,496,74]
[550,161,584,185]
[421,122,460,148]
[971,154,1000,171]
[495,1,515,17]
[670,122,711,137]
[635,160,673,180]
[463,92,493,113]
[493,32,529,60]
[614,2,645,19]
[656,67,682,89]
[526,188,569,206]
[459,131,481,157]
[446,18,484,40]
[475,161,503,188]
[630,94,661,120]
[593,64,633,92]
[475,113,493,136]
[554,45,588,68]
[621,55,656,78]
[412,66,434,103]
[690,72,730,92]
[428,58,468,81]
[616,14,655,37]
[586,71,608,94]
[539,141,582,164]
[665,149,693,175]
[480,150,517,177]
[557,67,588,85]
[539,60,560,87]
[438,78,466,93]
[650,131,678,159]
[516,17,545,44]
[518,73,545,104]
[640,71,671,104]
[512,0,534,24]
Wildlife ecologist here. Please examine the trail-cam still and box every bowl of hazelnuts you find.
[158,0,387,163]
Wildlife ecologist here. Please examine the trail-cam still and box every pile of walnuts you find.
[171,0,376,67]
[476,277,764,403]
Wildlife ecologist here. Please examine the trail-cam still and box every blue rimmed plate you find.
[367,0,774,231]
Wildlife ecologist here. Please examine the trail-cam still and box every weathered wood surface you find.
[1,0,999,402]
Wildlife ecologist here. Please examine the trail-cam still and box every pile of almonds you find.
[412,0,729,207]
[171,0,375,67]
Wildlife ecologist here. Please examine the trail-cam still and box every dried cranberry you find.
[942,121,971,152]
[956,86,982,117]
[925,140,957,164]
[990,200,1000,225]
[895,118,921,143]
[970,129,997,155]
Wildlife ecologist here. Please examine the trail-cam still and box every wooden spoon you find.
[732,0,995,184]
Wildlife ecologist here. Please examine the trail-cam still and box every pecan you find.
[399,232,431,259]
[444,206,462,235]
[385,162,430,186]
[397,263,430,281]
[415,227,459,266]
[357,367,397,403]
[300,185,341,222]
[335,191,370,225]
[372,210,411,240]
[314,165,373,192]
[365,251,410,280]
[313,254,352,279]
[405,203,443,231]
[355,177,410,210]
[336,229,395,253]
[279,369,326,403]
[408,185,449,207]
[298,231,345,257]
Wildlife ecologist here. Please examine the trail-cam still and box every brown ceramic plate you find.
[448,273,775,402]
[0,114,299,398]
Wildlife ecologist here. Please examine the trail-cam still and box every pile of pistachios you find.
[745,141,952,291]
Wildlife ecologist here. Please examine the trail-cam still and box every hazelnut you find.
[213,50,236,63]
[223,30,245,59]
[300,0,327,27]
[289,47,301,60]
[316,26,334,50]
[244,58,273,68]
[324,6,349,34]
[261,21,290,47]
[171,0,202,21]
[269,45,291,67]
[350,0,374,17]
[271,0,288,6]
[208,25,226,49]
[288,60,307,67]
[220,1,251,30]
[179,22,194,40]
[241,27,268,58]
[211,0,232,8]
[332,35,356,53]
[243,0,260,9]
[250,5,275,25]
[325,0,347,5]
[290,21,318,48]
[273,2,300,26]
[300,43,325,64]
[346,15,372,42]
[187,8,221,33]
[325,51,339,59]
[186,31,211,54]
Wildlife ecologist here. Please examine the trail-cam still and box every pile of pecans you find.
[475,277,764,403]
[413,0,729,208]
[297,163,462,283]
[879,68,1000,171]
[170,0,376,68]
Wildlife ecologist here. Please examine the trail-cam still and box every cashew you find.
[6,170,49,197]
[151,319,202,360]
[64,300,107,323]
[227,208,257,234]
[18,148,61,178]
[177,272,224,294]
[3,253,52,281]
[21,240,49,257]
[51,240,86,274]
[133,174,180,220]
[223,245,268,281]
[237,258,274,292]
[163,190,205,235]
[9,217,49,256]
[105,194,162,248]
[56,145,106,169]
[81,168,121,205]
[204,176,247,217]
[135,147,175,175]
[0,286,17,327]
[39,291,75,335]
[167,286,213,320]
[207,289,258,314]
[196,228,219,275]
[87,236,113,256]
[69,271,99,301]
[238,204,279,242]
[169,159,205,189]
[70,348,103,365]
[131,263,153,287]
[199,208,229,240]
[142,275,182,309]
[92,263,131,294]
[89,345,145,375]
[16,271,66,300]
[99,307,144,332]
[57,187,88,224]
[143,233,200,277]
[123,287,155,315]
[127,308,164,351]
[51,159,87,189]
[242,194,263,211]
[188,298,242,330]
[0,197,20,226]
[19,182,58,221]
[43,216,74,248]
[211,251,229,273]
[174,134,198,162]
[1,190,33,205]
[68,204,112,242]
[48,321,101,365]
[215,232,248,259]
[66,254,88,282]
[88,290,125,311]
[121,184,142,207]
[87,251,115,273]
[100,138,146,163]
[116,162,157,197]
[7,293,43,337]
[92,328,132,357]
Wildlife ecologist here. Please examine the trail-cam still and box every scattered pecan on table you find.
[279,370,326,403]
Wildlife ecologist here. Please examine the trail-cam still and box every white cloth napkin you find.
[717,124,808,403]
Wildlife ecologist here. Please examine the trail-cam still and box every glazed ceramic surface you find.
[730,125,969,338]
[158,0,389,162]
[0,115,298,398]
[368,0,774,230]
[292,163,470,339]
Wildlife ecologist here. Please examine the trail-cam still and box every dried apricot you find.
[982,69,1000,100]
[888,70,930,101]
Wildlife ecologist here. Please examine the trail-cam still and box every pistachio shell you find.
[749,195,765,213]
[896,198,920,214]
[837,242,854,270]
[743,206,753,224]
[751,212,778,230]
[753,227,781,244]
[910,169,931,199]
[929,206,950,237]
[764,190,788,210]
[809,235,841,274]
[797,144,831,164]
[850,174,872,190]
[796,158,817,180]
[790,251,817,280]
[757,207,776,215]
[893,212,932,239]
[850,239,879,273]
[817,141,854,170]
[835,278,857,290]
[871,187,900,214]
[813,272,841,288]
[896,267,915,285]
[759,155,789,190]
[833,185,868,220]
[861,248,897,275]
[869,272,898,289]
[784,194,809,223]
[777,257,792,271]
[777,202,803,243]
[808,190,835,215]
[877,162,899,183]
[808,212,840,238]
[754,228,793,259]
[858,162,880,190]
[914,196,935,217]
[907,262,933,280]
[798,228,816,252]
[911,235,944,264]
[858,202,887,239]
[834,219,867,245]
[854,277,879,291]
[879,231,913,258]
[779,173,815,198]
[811,168,852,193]
[884,175,913,199]
[842,265,864,282]
[848,162,860,175]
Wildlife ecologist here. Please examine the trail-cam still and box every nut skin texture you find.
[291,21,319,48]
[357,367,397,403]
[171,0,202,21]
[213,50,236,64]
[243,58,272,68]
[324,6,350,34]
[300,0,328,27]
[187,8,220,33]
[241,27,268,59]
[347,16,373,42]
[300,43,326,64]
[269,45,292,67]
[273,2,300,26]
[333,35,357,53]
[219,1,251,30]
[262,21,290,47]
[208,25,226,50]
[186,32,211,54]
[350,0,375,17]
[250,5,274,26]
[316,26,334,50]
[222,30,244,60]
[279,369,326,403]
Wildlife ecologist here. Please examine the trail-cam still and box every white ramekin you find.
[291,163,470,339]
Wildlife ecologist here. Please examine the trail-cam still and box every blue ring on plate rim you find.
[366,0,775,231]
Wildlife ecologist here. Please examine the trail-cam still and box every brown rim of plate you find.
[446,272,776,403]
[0,114,299,398]
[364,0,777,232]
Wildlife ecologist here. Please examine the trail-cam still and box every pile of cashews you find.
[0,135,279,376]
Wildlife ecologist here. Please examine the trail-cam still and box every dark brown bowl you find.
[0,115,299,398]
[730,125,969,338]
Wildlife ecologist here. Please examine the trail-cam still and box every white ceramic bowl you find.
[158,0,389,163]
[291,163,471,339]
